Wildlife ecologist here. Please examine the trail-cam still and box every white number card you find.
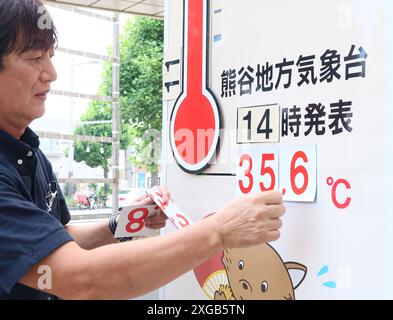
[279,144,317,202]
[146,186,193,229]
[237,104,280,144]
[115,204,160,238]
[236,144,279,196]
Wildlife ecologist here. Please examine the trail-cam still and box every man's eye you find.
[31,57,42,62]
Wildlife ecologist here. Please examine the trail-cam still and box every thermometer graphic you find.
[170,0,221,173]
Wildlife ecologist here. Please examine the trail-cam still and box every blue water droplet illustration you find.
[322,281,336,288]
[317,266,329,277]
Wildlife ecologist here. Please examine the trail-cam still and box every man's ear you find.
[285,262,307,289]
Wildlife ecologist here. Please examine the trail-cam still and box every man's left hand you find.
[133,186,170,230]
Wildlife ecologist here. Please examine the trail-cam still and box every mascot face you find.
[220,244,307,300]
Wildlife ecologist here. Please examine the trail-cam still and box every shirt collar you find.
[0,127,40,167]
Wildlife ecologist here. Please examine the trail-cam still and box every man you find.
[0,0,285,300]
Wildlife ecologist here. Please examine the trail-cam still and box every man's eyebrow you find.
[20,49,42,55]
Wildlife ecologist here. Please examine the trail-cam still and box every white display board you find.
[161,0,393,299]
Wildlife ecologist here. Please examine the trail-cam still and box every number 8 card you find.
[115,204,161,238]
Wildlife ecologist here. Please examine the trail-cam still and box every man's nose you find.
[40,57,57,83]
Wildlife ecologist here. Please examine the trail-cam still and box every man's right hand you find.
[212,191,285,249]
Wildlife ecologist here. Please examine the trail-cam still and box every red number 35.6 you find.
[238,150,310,196]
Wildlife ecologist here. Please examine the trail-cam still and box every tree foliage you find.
[73,100,130,176]
[120,17,164,174]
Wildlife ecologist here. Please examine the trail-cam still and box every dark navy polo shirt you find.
[0,127,73,300]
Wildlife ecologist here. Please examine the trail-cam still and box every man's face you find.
[0,47,57,127]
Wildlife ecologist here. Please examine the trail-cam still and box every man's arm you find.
[65,213,166,250]
[65,188,169,250]
[65,221,117,250]
[20,191,284,299]
[20,216,221,299]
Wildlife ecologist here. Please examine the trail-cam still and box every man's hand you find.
[132,186,171,230]
[212,191,285,249]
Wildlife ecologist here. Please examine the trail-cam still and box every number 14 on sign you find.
[236,145,317,202]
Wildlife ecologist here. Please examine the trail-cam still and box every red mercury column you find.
[170,0,221,173]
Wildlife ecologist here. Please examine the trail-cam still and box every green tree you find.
[122,18,164,186]
[73,99,130,195]
[104,17,164,184]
